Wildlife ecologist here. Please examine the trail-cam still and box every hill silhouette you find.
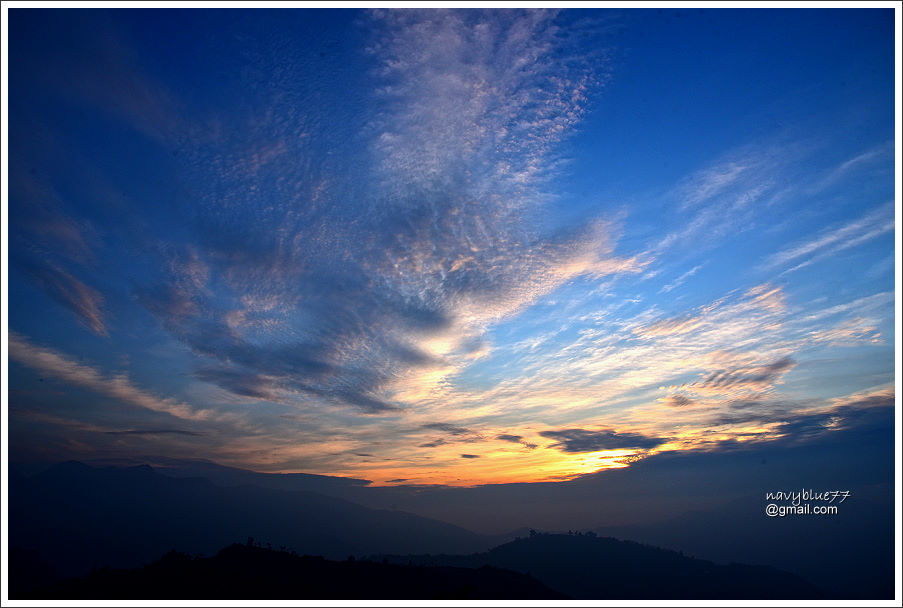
[10,462,830,599]
[23,543,566,600]
[90,456,374,495]
[378,532,826,599]
[593,487,894,599]
[9,461,494,581]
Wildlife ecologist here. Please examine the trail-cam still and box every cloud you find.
[659,264,702,294]
[367,9,601,193]
[417,422,485,449]
[763,203,894,273]
[105,429,203,437]
[656,142,795,253]
[678,161,749,210]
[635,284,781,341]
[743,283,786,312]
[460,454,481,459]
[135,259,401,414]
[8,11,891,487]
[634,315,704,338]
[21,262,108,336]
[12,11,185,142]
[832,142,893,175]
[128,10,636,417]
[702,385,894,446]
[370,271,890,483]
[496,434,523,443]
[664,394,695,408]
[808,141,894,194]
[193,367,279,401]
[496,433,538,450]
[695,356,796,393]
[830,385,895,410]
[8,333,221,422]
[8,160,110,337]
[423,423,473,436]
[539,428,666,453]
[8,167,98,265]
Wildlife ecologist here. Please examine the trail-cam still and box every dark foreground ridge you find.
[376,532,828,600]
[10,462,831,599]
[24,543,566,600]
[20,533,828,600]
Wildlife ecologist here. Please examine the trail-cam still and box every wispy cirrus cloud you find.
[396,277,887,460]
[21,263,108,336]
[8,333,222,423]
[678,161,750,211]
[807,141,894,195]
[658,264,703,294]
[8,155,111,336]
[422,423,474,436]
[763,203,894,274]
[633,315,704,338]
[655,142,795,253]
[690,356,797,396]
[8,166,98,265]
[11,11,186,143]
[129,10,640,418]
[7,10,892,488]
[104,429,203,437]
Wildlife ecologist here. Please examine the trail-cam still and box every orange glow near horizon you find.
[270,447,643,487]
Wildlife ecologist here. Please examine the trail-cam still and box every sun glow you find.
[318,447,645,487]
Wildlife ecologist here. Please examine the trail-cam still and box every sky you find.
[5,7,897,487]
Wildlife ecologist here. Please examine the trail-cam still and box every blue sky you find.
[6,8,896,485]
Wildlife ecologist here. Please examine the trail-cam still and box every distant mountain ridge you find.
[591,486,894,599]
[84,456,373,494]
[8,461,835,599]
[9,460,494,582]
[375,532,826,599]
[17,534,826,600]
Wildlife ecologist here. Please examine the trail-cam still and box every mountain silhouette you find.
[9,461,494,582]
[88,456,373,495]
[21,536,825,600]
[592,486,894,599]
[377,533,826,599]
[24,543,567,600]
[9,461,833,599]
